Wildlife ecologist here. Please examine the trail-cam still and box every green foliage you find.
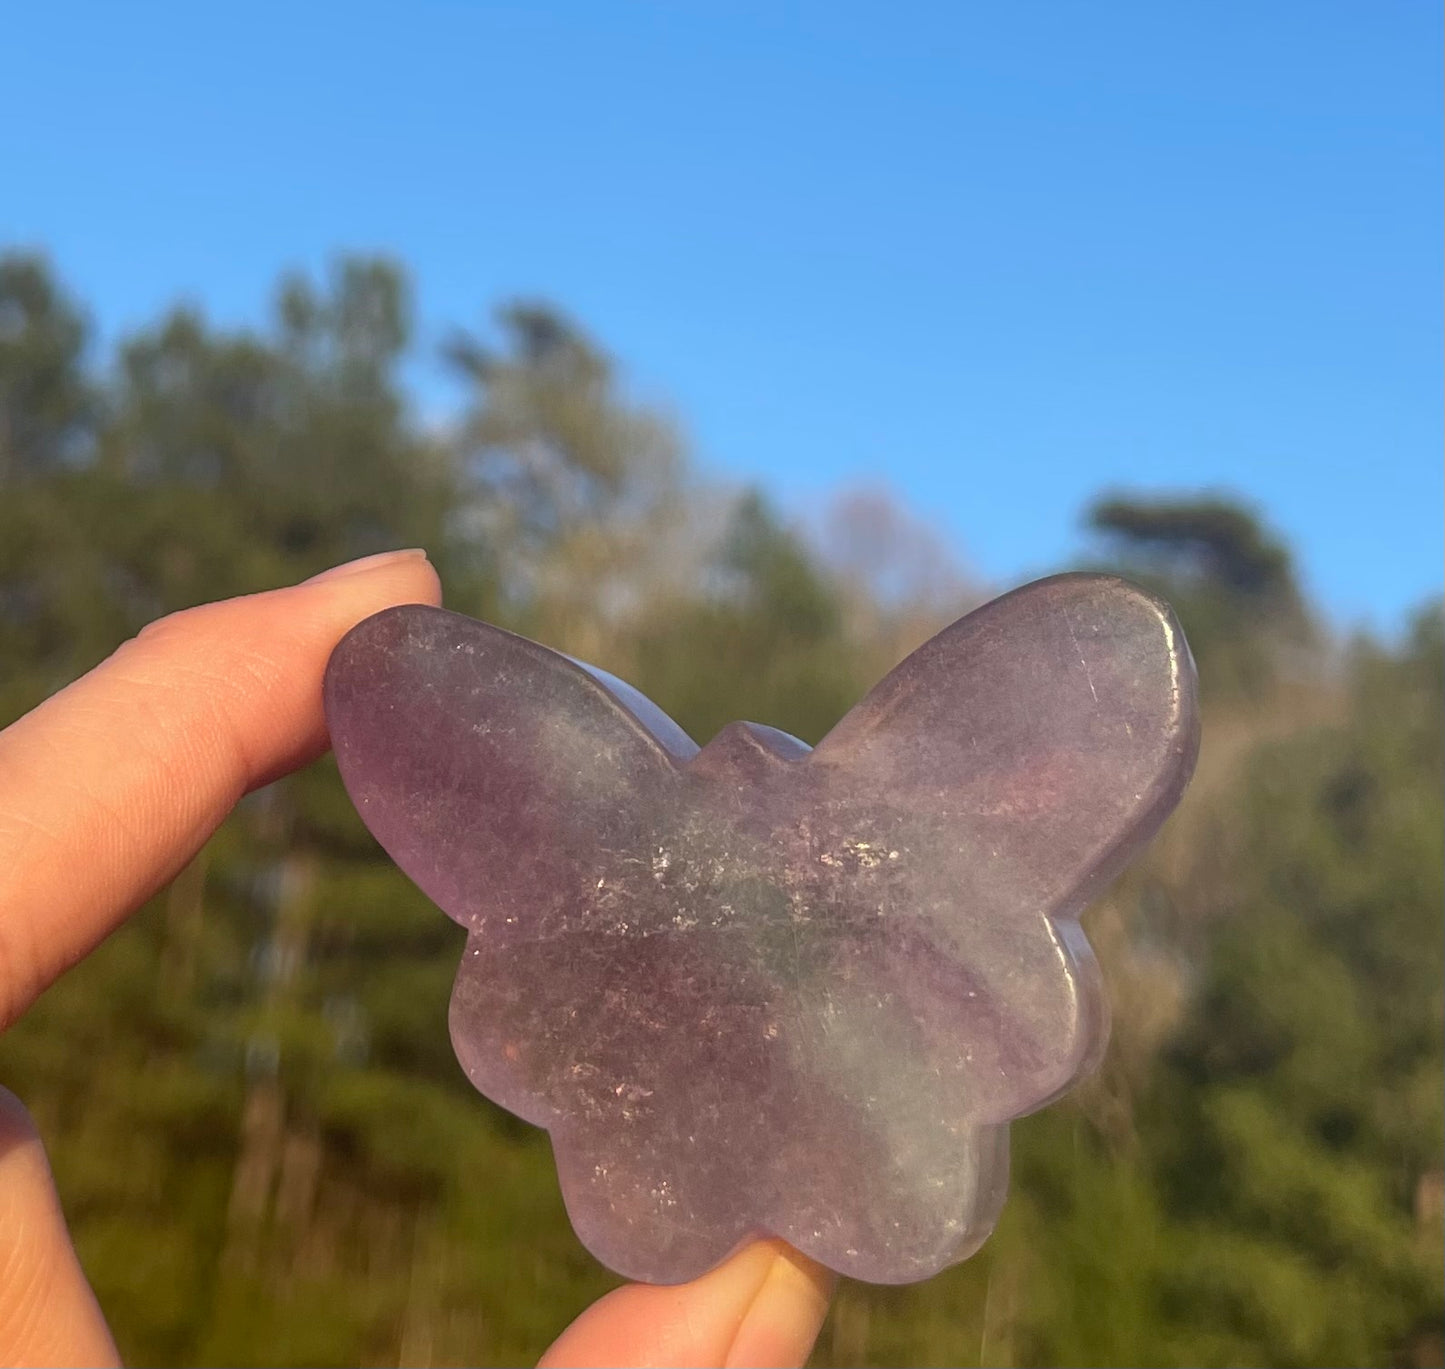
[1137,612,1444,1366]
[1,251,1440,1366]
[1085,494,1316,698]
[0,253,94,479]
[631,491,862,746]
[1089,495,1298,603]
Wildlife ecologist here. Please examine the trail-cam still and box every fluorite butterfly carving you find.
[324,573,1198,1284]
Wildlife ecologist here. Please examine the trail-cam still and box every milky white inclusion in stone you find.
[324,573,1199,1285]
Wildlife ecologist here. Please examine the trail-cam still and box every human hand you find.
[0,550,833,1368]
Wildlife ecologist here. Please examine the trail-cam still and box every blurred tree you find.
[1138,605,1445,1365]
[1090,495,1298,603]
[815,483,982,680]
[0,253,95,481]
[101,257,454,597]
[0,257,109,715]
[445,302,688,659]
[817,484,971,610]
[629,490,862,746]
[1086,494,1316,697]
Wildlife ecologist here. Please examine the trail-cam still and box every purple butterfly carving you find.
[324,573,1199,1284]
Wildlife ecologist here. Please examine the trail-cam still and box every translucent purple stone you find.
[323,573,1199,1285]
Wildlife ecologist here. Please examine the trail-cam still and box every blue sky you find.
[3,2,1439,631]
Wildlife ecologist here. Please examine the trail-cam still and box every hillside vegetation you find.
[1,254,1439,1367]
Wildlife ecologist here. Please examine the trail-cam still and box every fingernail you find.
[305,549,430,584]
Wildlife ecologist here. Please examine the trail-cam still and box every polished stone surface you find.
[324,573,1198,1284]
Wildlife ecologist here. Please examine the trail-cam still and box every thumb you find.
[539,1239,834,1369]
[0,1088,119,1367]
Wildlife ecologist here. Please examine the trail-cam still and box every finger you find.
[539,1239,835,1369]
[0,550,442,1029]
[0,1087,120,1367]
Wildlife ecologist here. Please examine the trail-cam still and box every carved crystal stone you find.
[324,573,1199,1284]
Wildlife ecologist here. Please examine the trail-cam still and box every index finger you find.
[0,550,442,1029]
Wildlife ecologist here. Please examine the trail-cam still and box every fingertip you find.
[724,1241,835,1369]
[293,548,443,613]
[304,548,432,584]
[0,1089,121,1367]
[539,1240,834,1369]
[134,551,442,661]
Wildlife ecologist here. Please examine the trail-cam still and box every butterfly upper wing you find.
[806,573,1199,1120]
[324,604,695,944]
